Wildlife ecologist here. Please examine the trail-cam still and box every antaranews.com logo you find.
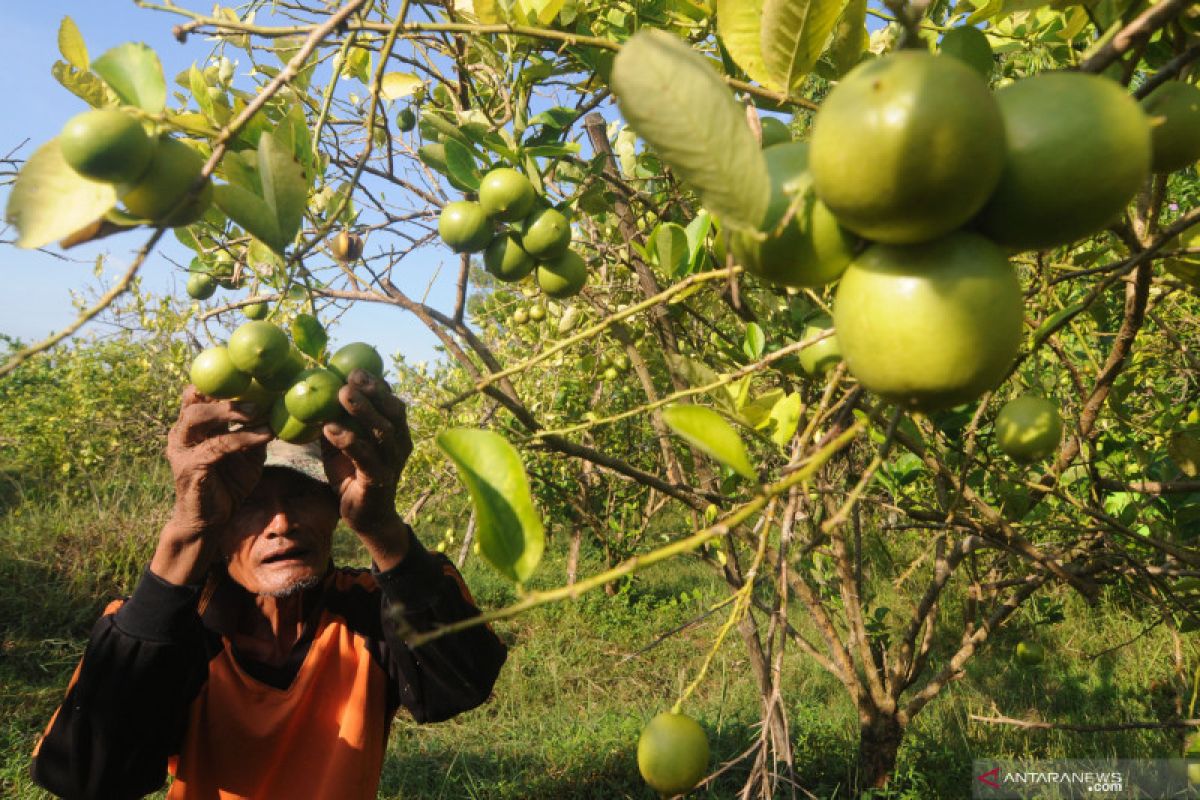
[972,759,1198,798]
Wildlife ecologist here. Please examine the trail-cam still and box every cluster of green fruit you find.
[59,107,212,226]
[188,320,385,443]
[438,167,588,299]
[733,49,1200,419]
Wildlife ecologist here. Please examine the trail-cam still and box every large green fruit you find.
[536,250,588,298]
[478,168,536,222]
[797,315,842,377]
[190,346,251,399]
[995,395,1063,462]
[59,108,154,184]
[269,397,322,444]
[438,200,494,253]
[731,142,857,288]
[518,207,571,260]
[329,342,385,381]
[257,346,307,392]
[832,232,1023,411]
[938,26,993,77]
[120,137,213,226]
[227,321,290,381]
[484,231,535,282]
[758,116,791,148]
[810,51,1005,244]
[637,712,709,796]
[284,368,345,424]
[1141,80,1200,174]
[976,72,1151,250]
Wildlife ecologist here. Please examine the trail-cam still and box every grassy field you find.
[1,460,1196,799]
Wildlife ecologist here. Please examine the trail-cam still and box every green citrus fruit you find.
[810,51,1005,244]
[256,345,307,392]
[602,367,619,381]
[513,307,530,325]
[1141,80,1200,174]
[235,378,279,413]
[329,342,385,381]
[996,395,1063,462]
[731,142,857,288]
[479,168,536,222]
[269,396,322,444]
[832,232,1023,412]
[938,26,993,77]
[438,200,494,253]
[528,304,546,322]
[1015,640,1045,667]
[536,250,588,298]
[330,229,364,262]
[976,72,1151,250]
[227,320,291,381]
[1161,223,1200,289]
[59,108,154,184]
[120,137,213,226]
[283,368,345,424]
[186,272,217,300]
[243,302,268,320]
[190,345,251,399]
[518,207,571,260]
[484,231,535,282]
[798,315,842,376]
[612,353,630,372]
[758,116,791,148]
[637,712,710,796]
[291,313,328,358]
[396,107,417,133]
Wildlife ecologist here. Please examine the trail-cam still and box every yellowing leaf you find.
[611,30,770,230]
[829,0,868,77]
[91,42,167,114]
[663,404,758,480]
[769,391,803,448]
[761,0,850,92]
[717,0,778,88]
[57,16,88,71]
[380,72,424,101]
[437,428,545,584]
[5,138,117,249]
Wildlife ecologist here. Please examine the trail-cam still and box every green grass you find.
[1,461,1196,798]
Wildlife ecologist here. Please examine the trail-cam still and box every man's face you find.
[221,468,339,597]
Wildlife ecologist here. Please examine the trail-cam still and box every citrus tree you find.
[5,0,1200,794]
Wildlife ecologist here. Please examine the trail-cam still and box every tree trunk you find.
[856,713,904,790]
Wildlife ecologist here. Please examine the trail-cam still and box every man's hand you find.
[321,369,414,569]
[151,386,273,585]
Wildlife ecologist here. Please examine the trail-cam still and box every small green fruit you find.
[438,200,494,253]
[603,367,619,381]
[758,116,791,148]
[269,396,322,444]
[257,346,307,392]
[186,272,217,300]
[484,231,535,282]
[518,207,571,260]
[1141,80,1200,174]
[637,712,710,796]
[527,305,546,322]
[227,321,291,381]
[513,307,530,325]
[798,315,842,377]
[190,346,251,399]
[938,26,993,77]
[396,107,417,133]
[60,108,154,184]
[243,302,268,320]
[536,250,587,298]
[329,342,385,381]
[1015,640,1045,667]
[284,368,345,424]
[479,168,536,222]
[996,395,1063,463]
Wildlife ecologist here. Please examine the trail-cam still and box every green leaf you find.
[380,72,424,101]
[291,313,328,360]
[769,391,803,448]
[652,222,690,275]
[51,61,111,108]
[91,43,167,114]
[662,404,758,480]
[190,65,215,120]
[444,138,482,192]
[1169,432,1200,477]
[257,129,308,250]
[57,16,89,71]
[717,0,778,88]
[829,0,868,77]
[611,29,770,230]
[518,0,565,25]
[437,428,545,584]
[464,0,506,23]
[739,388,785,429]
[5,138,118,249]
[743,322,766,360]
[761,0,850,92]
[213,183,283,253]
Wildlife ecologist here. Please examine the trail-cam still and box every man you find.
[30,370,507,799]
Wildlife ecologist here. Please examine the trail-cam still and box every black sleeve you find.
[372,532,508,724]
[31,568,211,800]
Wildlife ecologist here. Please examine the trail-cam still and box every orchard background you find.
[2,0,1200,797]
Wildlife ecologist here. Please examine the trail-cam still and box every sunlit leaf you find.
[91,42,166,114]
[380,72,425,101]
[257,129,308,250]
[762,0,850,92]
[437,428,545,584]
[663,404,758,480]
[57,16,89,71]
[717,0,778,88]
[5,138,118,249]
[611,29,769,230]
[829,0,868,77]
[213,183,283,253]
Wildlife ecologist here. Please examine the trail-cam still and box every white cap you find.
[263,438,329,485]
